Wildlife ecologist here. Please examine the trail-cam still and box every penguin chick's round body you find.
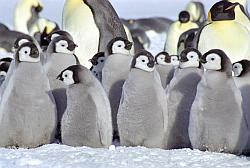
[102,37,133,139]
[198,1,250,63]
[0,42,57,148]
[62,0,127,68]
[189,49,249,155]
[155,52,175,88]
[58,65,112,148]
[233,60,250,154]
[117,50,168,148]
[44,35,78,140]
[165,48,203,149]
[165,11,199,55]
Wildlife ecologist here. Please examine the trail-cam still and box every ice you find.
[0,144,249,168]
[0,1,249,167]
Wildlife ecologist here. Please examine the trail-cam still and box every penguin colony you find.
[0,0,249,156]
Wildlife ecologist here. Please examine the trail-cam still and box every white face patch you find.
[62,70,74,85]
[180,51,200,69]
[112,40,130,55]
[135,55,154,72]
[232,63,243,77]
[18,46,40,63]
[51,34,60,41]
[203,53,221,71]
[0,71,7,77]
[171,56,180,67]
[55,40,74,54]
[96,57,105,69]
[18,39,29,48]
[156,54,168,65]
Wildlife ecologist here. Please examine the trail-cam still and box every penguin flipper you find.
[193,22,211,49]
[89,87,112,147]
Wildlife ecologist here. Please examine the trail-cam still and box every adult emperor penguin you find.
[232,60,250,154]
[89,52,105,81]
[197,1,250,63]
[58,65,112,148]
[62,0,127,68]
[44,35,79,140]
[14,0,43,34]
[117,50,168,148]
[165,11,199,55]
[189,49,249,155]
[165,48,203,149]
[0,42,57,148]
[102,37,133,140]
[155,52,175,88]
[185,1,206,26]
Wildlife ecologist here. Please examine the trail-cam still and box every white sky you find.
[0,0,248,28]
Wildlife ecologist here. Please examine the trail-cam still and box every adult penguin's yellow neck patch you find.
[208,11,212,22]
[64,0,85,15]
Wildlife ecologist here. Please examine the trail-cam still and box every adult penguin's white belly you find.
[198,21,250,63]
[63,0,99,68]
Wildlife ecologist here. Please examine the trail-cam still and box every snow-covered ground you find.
[0,1,249,167]
[0,144,249,168]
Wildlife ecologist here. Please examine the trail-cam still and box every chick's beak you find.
[56,74,63,81]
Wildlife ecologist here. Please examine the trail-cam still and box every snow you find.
[0,144,249,168]
[0,1,250,168]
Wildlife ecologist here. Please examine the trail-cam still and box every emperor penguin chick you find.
[44,35,79,140]
[0,34,42,100]
[102,37,133,139]
[0,42,57,148]
[232,60,250,154]
[165,48,203,149]
[189,49,249,155]
[155,52,175,88]
[117,50,168,148]
[58,65,112,148]
[89,52,105,81]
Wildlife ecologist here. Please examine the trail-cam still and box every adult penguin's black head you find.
[208,1,239,21]
[179,11,191,23]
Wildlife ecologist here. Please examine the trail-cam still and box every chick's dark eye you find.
[24,51,28,54]
[190,56,193,58]
[100,60,104,62]
[64,74,68,78]
[142,60,145,62]
[118,45,122,47]
[61,44,65,47]
[211,58,215,61]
